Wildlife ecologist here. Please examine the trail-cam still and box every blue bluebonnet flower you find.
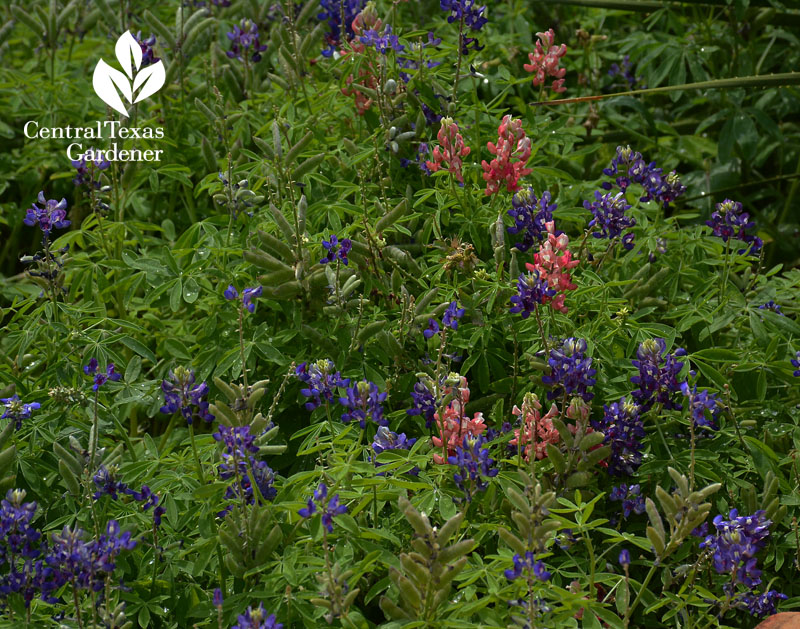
[630,338,686,411]
[133,31,159,66]
[339,380,388,428]
[609,483,646,518]
[705,199,763,254]
[84,358,121,391]
[372,426,416,455]
[320,235,352,265]
[509,270,556,319]
[133,485,165,526]
[400,142,434,174]
[296,359,345,411]
[700,509,771,588]
[442,301,465,330]
[318,0,365,57]
[758,301,782,315]
[226,19,268,62]
[507,188,557,253]
[213,425,277,509]
[298,482,347,533]
[160,366,214,424]
[397,32,441,82]
[232,603,282,629]
[213,588,223,608]
[0,489,41,559]
[1,395,40,431]
[92,465,129,500]
[360,25,404,54]
[648,236,668,263]
[608,55,642,88]
[71,152,110,188]
[591,397,645,476]
[618,548,631,567]
[23,192,69,236]
[504,551,551,582]
[440,0,488,53]
[601,146,686,209]
[407,378,438,428]
[423,318,440,339]
[792,351,800,377]
[224,284,263,312]
[585,190,636,249]
[541,338,596,402]
[448,435,498,502]
[680,382,720,431]
[733,589,788,618]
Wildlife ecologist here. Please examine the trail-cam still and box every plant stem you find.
[189,423,206,483]
[623,563,658,628]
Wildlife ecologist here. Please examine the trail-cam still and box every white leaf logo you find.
[93,31,165,117]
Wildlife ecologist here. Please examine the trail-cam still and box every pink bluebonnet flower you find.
[23,192,69,236]
[226,19,268,62]
[431,376,486,463]
[524,29,567,93]
[232,603,283,629]
[84,358,121,391]
[509,393,560,461]
[507,188,558,253]
[1,395,40,431]
[426,118,471,184]
[481,115,532,196]
[528,221,579,313]
[160,366,214,424]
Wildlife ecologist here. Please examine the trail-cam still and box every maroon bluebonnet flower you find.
[160,366,214,424]
[585,190,636,249]
[509,269,555,319]
[23,192,69,236]
[700,509,771,588]
[618,548,631,567]
[507,188,557,253]
[320,235,352,265]
[232,603,282,629]
[133,31,159,66]
[298,482,347,533]
[680,382,720,430]
[84,358,121,391]
[792,351,800,377]
[591,397,645,476]
[706,199,763,254]
[227,19,268,62]
[318,0,365,57]
[609,483,645,518]
[541,338,596,402]
[296,359,345,410]
[442,301,465,330]
[339,380,388,428]
[630,338,686,411]
[1,395,40,431]
[448,434,498,502]
[504,551,551,582]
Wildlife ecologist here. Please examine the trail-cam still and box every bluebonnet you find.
[339,380,388,428]
[440,0,488,53]
[224,284,263,313]
[601,145,685,209]
[541,338,596,402]
[400,142,433,174]
[318,0,365,57]
[0,489,41,560]
[792,351,800,377]
[226,19,268,62]
[407,378,438,428]
[24,192,69,235]
[360,25,404,54]
[71,152,110,188]
[296,359,345,410]
[298,482,347,532]
[758,300,782,315]
[504,551,551,582]
[630,338,687,411]
[733,589,787,618]
[609,483,646,518]
[700,509,771,588]
[442,301,465,330]
[84,358,121,391]
[584,190,636,249]
[423,318,440,339]
[618,548,631,567]
[232,603,283,629]
[591,397,645,476]
[608,55,642,88]
[133,31,159,66]
[706,199,762,254]
[397,32,441,82]
[213,588,223,607]
[320,234,352,265]
[372,426,416,455]
[509,270,555,319]
[448,435,498,502]
[1,395,40,431]
[160,366,214,424]
[91,470,165,526]
[680,382,720,430]
[213,425,277,509]
[507,188,557,253]
[648,236,668,263]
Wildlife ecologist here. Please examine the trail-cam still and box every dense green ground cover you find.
[1,0,800,627]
